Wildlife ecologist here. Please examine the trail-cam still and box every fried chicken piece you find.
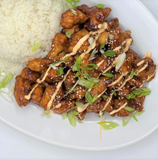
[14,76,32,106]
[112,99,130,117]
[68,29,90,53]
[46,33,68,60]
[138,57,156,82]
[64,71,77,91]
[53,99,75,114]
[21,67,40,83]
[128,76,143,88]
[31,84,44,104]
[117,82,130,97]
[77,110,87,120]
[77,5,111,31]
[107,18,119,28]
[41,68,63,83]
[86,98,104,112]
[40,85,64,109]
[119,52,134,75]
[63,25,80,35]
[27,58,52,72]
[90,76,110,97]
[129,96,145,112]
[60,9,88,29]
[97,31,109,46]
[69,85,86,100]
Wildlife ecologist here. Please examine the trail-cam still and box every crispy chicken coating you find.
[21,67,40,83]
[46,33,68,60]
[60,9,88,29]
[14,76,32,106]
[27,58,52,72]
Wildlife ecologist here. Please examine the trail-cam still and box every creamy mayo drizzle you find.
[47,69,71,110]
[25,66,52,100]
[109,102,127,115]
[137,60,145,66]
[108,75,123,87]
[146,64,158,81]
[54,103,62,109]
[143,52,152,58]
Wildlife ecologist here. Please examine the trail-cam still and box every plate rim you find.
[1,0,158,151]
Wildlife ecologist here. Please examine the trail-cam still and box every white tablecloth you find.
[1,0,158,159]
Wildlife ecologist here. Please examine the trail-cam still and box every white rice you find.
[0,0,70,75]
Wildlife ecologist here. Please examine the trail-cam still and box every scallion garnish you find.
[57,67,64,76]
[66,31,72,38]
[65,0,80,8]
[104,50,115,57]
[100,42,106,50]
[70,8,77,15]
[98,121,119,130]
[72,56,81,72]
[130,69,135,78]
[0,72,14,89]
[103,72,114,78]
[113,91,117,96]
[96,4,105,9]
[62,112,67,120]
[126,88,151,100]
[42,110,50,118]
[124,106,134,112]
[85,91,97,105]
[88,49,97,61]
[102,95,107,100]
[76,101,85,109]
[31,41,42,52]
[78,78,95,88]
[109,34,114,40]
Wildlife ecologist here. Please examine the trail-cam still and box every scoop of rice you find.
[0,0,70,74]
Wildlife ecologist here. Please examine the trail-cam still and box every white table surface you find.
[1,0,158,160]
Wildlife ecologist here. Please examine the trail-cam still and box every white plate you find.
[1,0,158,151]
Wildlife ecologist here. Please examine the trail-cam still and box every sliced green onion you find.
[66,31,72,38]
[85,91,97,105]
[31,41,42,52]
[100,42,106,50]
[102,95,107,100]
[96,4,105,9]
[76,101,85,109]
[72,110,79,115]
[109,34,114,40]
[68,111,76,127]
[0,72,14,89]
[124,106,134,112]
[72,56,81,72]
[78,78,94,88]
[130,69,135,78]
[70,8,77,15]
[104,50,115,57]
[103,72,114,78]
[122,117,131,126]
[98,121,119,130]
[62,112,67,120]
[65,0,80,8]
[57,67,64,76]
[42,110,50,118]
[89,49,97,61]
[113,91,117,96]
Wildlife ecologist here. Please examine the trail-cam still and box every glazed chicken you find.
[14,4,157,123]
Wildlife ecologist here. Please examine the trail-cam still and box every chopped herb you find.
[62,112,67,119]
[72,110,79,116]
[84,63,97,70]
[109,34,114,40]
[122,110,145,126]
[42,110,50,118]
[126,88,151,100]
[103,72,114,78]
[49,64,57,70]
[85,91,97,105]
[31,41,42,52]
[124,106,134,112]
[130,69,135,78]
[96,4,105,9]
[65,0,80,8]
[100,42,106,49]
[102,95,107,100]
[104,50,115,57]
[72,56,81,72]
[70,8,77,15]
[98,121,119,130]
[57,67,64,76]
[0,72,14,89]
[76,101,85,109]
[122,117,131,126]
[89,49,97,61]
[68,111,76,127]
[78,78,94,88]
[113,91,117,96]
[66,31,72,38]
